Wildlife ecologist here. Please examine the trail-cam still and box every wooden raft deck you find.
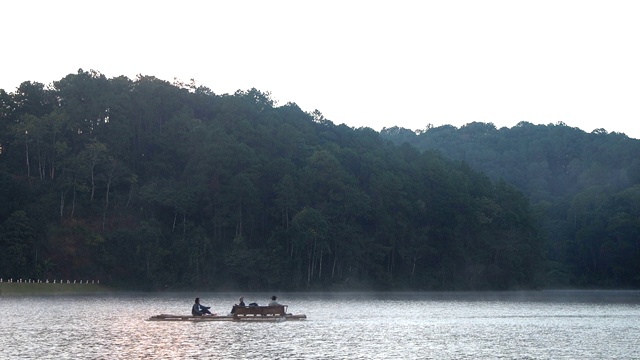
[148,314,234,322]
[148,305,307,322]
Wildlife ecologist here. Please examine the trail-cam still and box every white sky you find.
[2,0,640,139]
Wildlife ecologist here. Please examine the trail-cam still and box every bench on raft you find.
[232,305,288,317]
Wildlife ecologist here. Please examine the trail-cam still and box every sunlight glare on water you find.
[0,291,639,359]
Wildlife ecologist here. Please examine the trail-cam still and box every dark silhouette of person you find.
[192,297,213,316]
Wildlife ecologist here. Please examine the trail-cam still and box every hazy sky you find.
[3,1,640,139]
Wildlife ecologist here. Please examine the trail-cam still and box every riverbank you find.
[0,282,113,296]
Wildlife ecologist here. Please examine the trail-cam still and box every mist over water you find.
[1,290,638,359]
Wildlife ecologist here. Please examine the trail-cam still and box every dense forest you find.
[0,69,635,291]
[382,123,640,288]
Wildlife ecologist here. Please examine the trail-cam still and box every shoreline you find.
[0,282,113,296]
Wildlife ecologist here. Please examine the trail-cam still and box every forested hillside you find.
[382,123,640,288]
[0,70,544,291]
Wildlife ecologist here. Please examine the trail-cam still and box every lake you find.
[1,290,639,359]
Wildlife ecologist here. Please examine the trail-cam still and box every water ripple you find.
[1,291,639,359]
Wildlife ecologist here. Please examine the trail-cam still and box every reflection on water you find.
[1,291,639,359]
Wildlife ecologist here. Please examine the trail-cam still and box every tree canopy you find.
[2,70,615,290]
[382,122,640,288]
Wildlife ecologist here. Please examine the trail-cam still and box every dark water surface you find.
[1,290,639,359]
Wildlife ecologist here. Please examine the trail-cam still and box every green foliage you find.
[0,72,569,290]
[0,211,36,278]
[383,122,640,288]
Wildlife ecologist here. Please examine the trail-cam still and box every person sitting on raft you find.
[268,295,280,306]
[230,297,246,315]
[192,297,214,316]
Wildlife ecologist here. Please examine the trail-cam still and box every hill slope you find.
[382,122,640,287]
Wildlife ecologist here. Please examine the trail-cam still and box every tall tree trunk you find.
[290,239,294,259]
[25,141,31,181]
[50,157,55,179]
[307,240,313,288]
[307,258,312,288]
[285,206,289,229]
[49,136,55,180]
[71,185,76,219]
[182,213,186,239]
[60,191,64,219]
[126,182,134,208]
[90,163,96,201]
[103,171,113,231]
[236,199,243,238]
[310,239,317,279]
[411,257,417,280]
[37,140,44,180]
[331,251,337,279]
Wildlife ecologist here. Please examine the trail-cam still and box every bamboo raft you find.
[148,305,307,322]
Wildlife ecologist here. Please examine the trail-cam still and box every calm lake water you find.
[1,290,639,359]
